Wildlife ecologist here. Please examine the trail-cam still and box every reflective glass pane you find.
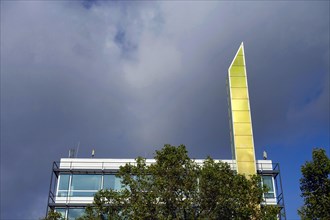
[58,174,70,190]
[114,177,124,190]
[262,176,275,198]
[68,208,85,220]
[104,175,123,190]
[57,191,68,197]
[104,175,125,190]
[103,174,116,189]
[263,176,274,191]
[72,191,98,197]
[71,175,102,191]
[264,193,274,198]
[54,208,66,219]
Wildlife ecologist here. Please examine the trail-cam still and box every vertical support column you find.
[228,43,256,176]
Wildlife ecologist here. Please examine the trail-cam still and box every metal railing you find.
[52,160,238,172]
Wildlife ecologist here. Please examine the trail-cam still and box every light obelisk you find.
[228,43,256,176]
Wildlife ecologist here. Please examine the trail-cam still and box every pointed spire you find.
[227,43,256,177]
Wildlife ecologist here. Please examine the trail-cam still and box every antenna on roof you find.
[76,141,80,158]
[263,150,268,160]
[69,149,76,158]
[91,149,95,158]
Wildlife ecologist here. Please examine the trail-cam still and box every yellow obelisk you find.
[228,42,256,176]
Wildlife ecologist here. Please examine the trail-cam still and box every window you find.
[54,208,66,219]
[56,173,127,197]
[70,174,102,197]
[103,174,123,191]
[67,208,85,220]
[262,175,275,198]
[57,174,70,197]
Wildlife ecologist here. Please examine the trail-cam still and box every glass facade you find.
[54,208,66,219]
[70,174,102,197]
[57,174,123,197]
[57,173,275,199]
[57,174,70,197]
[262,175,275,198]
[55,208,85,220]
[103,174,123,190]
[68,208,85,220]
[54,173,276,220]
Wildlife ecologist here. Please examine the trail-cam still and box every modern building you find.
[47,43,286,219]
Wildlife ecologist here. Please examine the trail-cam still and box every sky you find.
[0,1,329,219]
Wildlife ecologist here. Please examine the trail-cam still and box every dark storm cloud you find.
[1,1,329,219]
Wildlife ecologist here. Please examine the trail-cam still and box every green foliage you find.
[41,209,65,220]
[150,145,199,219]
[79,144,280,219]
[198,157,279,219]
[298,148,330,220]
[76,205,101,220]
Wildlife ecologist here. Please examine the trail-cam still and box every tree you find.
[78,144,279,219]
[298,148,330,220]
[41,210,65,220]
[198,157,279,219]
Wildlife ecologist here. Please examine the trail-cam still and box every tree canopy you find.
[298,148,330,220]
[41,210,65,220]
[77,144,279,220]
